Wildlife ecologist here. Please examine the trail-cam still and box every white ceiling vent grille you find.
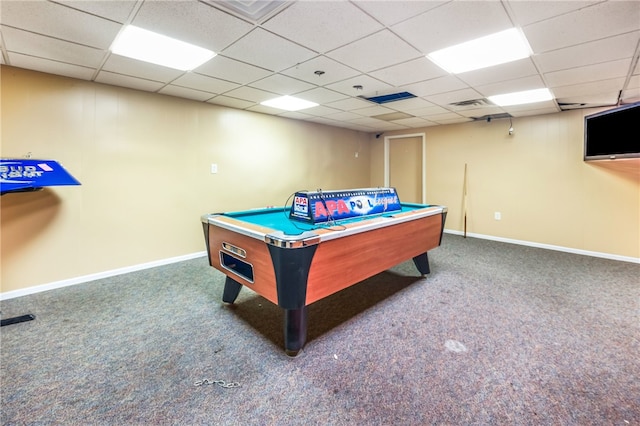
[449,98,493,108]
[202,0,292,23]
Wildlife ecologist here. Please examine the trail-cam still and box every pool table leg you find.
[284,306,308,357]
[222,277,243,304]
[412,252,431,275]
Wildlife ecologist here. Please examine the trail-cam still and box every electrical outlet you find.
[210,163,218,174]
[494,212,501,220]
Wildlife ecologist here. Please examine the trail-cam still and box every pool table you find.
[201,202,447,356]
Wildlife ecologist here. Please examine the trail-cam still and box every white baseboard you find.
[0,251,207,301]
[444,229,640,264]
[2,232,638,301]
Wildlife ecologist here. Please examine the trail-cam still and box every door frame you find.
[384,133,427,203]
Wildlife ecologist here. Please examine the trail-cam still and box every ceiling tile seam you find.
[0,24,108,51]
[322,28,398,57]
[4,50,97,74]
[620,36,640,92]
[0,28,9,64]
[88,0,145,82]
[197,0,257,26]
[190,69,253,88]
[47,0,138,25]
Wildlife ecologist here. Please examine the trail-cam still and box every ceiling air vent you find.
[202,0,292,23]
[449,98,493,108]
[472,113,513,122]
[360,91,417,104]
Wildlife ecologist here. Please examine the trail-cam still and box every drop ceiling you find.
[1,0,639,133]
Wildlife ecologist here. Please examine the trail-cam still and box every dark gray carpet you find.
[1,234,639,425]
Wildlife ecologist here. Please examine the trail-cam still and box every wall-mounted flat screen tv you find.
[584,102,640,161]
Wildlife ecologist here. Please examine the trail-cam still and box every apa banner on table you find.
[290,187,402,223]
[0,159,81,195]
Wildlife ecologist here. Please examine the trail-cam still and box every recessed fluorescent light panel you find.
[427,28,531,74]
[260,96,319,111]
[111,25,216,71]
[488,88,553,106]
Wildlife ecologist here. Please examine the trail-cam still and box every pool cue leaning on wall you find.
[463,163,468,238]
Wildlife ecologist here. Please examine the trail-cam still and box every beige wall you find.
[1,67,371,293]
[2,66,639,296]
[377,112,640,259]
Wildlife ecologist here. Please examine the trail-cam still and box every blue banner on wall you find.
[0,159,81,195]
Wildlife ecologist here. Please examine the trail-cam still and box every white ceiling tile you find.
[556,94,619,108]
[392,116,437,127]
[325,74,393,97]
[222,86,279,103]
[432,116,473,125]
[507,107,559,118]
[621,87,640,103]
[195,56,272,85]
[536,32,640,73]
[402,76,469,97]
[391,1,513,53]
[1,26,105,69]
[293,87,348,104]
[207,95,255,109]
[428,88,485,107]
[172,73,239,94]
[222,28,316,72]
[545,59,632,88]
[278,111,313,121]
[102,54,184,82]
[424,112,465,122]
[523,1,640,54]
[305,116,345,127]
[407,105,450,117]
[325,97,374,111]
[131,0,254,53]
[159,85,216,102]
[476,75,546,97]
[370,121,411,131]
[326,30,422,73]
[0,1,122,48]
[280,56,359,85]
[302,105,344,117]
[354,1,447,26]
[456,106,507,118]
[457,58,539,87]
[246,104,285,115]
[95,71,165,92]
[324,111,365,121]
[249,74,316,95]
[53,0,137,23]
[369,57,447,86]
[346,116,387,127]
[506,1,600,26]
[550,77,626,99]
[502,100,559,114]
[627,74,640,89]
[351,105,396,117]
[263,1,383,53]
[7,52,95,80]
[384,97,436,111]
